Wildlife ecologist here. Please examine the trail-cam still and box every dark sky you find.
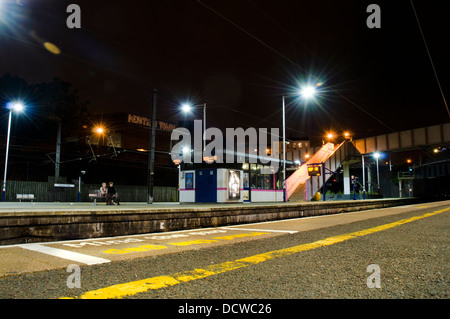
[1,0,449,145]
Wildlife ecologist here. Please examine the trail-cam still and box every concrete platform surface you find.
[0,198,410,214]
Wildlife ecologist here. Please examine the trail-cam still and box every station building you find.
[177,154,284,204]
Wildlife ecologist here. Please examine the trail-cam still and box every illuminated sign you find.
[127,114,176,131]
[307,164,321,176]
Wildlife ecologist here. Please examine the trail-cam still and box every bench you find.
[17,194,35,202]
[88,191,107,205]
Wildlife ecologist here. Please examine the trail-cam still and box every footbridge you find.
[285,122,450,201]
[352,122,450,154]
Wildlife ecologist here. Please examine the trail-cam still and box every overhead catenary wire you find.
[410,0,450,119]
[196,0,442,162]
[196,0,400,133]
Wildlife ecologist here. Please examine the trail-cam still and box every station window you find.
[248,164,282,190]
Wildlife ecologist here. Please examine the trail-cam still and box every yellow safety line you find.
[63,207,450,299]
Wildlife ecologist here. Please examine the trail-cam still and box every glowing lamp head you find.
[7,101,25,113]
[299,85,317,99]
[95,127,104,134]
[374,152,381,159]
[181,103,192,113]
[327,133,334,139]
[12,102,24,112]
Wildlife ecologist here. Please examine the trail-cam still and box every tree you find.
[31,78,91,178]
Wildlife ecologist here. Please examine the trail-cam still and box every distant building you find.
[76,112,177,186]
[271,137,311,165]
[88,112,176,151]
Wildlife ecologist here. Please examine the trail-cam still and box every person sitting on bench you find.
[107,181,120,205]
[99,182,108,200]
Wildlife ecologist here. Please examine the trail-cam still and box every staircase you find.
[286,141,359,201]
[288,183,306,201]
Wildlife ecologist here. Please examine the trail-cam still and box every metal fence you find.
[4,180,178,202]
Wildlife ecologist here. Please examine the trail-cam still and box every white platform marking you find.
[221,227,298,234]
[18,244,110,265]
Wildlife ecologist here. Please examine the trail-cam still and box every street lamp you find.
[322,132,334,145]
[361,152,382,199]
[93,125,117,158]
[181,103,192,114]
[180,102,207,151]
[373,152,381,195]
[94,126,104,135]
[182,146,191,156]
[2,101,25,201]
[344,132,352,141]
[78,170,86,202]
[282,83,320,202]
[298,85,317,99]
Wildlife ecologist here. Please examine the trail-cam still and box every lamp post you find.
[78,170,86,202]
[181,102,206,151]
[2,102,25,202]
[282,84,319,202]
[361,152,381,198]
[373,152,381,195]
[282,95,286,202]
[148,89,157,204]
[362,154,366,199]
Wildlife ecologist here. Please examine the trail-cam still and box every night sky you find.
[1,0,449,146]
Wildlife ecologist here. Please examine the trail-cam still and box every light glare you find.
[43,42,61,55]
[181,103,192,113]
[12,102,24,112]
[7,101,25,112]
[299,85,316,99]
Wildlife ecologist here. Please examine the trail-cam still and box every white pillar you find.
[343,164,351,195]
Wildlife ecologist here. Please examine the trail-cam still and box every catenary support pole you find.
[147,89,157,204]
